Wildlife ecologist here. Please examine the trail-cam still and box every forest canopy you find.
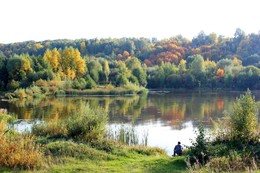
[0,28,259,91]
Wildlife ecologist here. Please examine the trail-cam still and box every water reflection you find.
[1,90,259,128]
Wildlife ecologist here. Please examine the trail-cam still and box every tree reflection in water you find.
[1,90,258,130]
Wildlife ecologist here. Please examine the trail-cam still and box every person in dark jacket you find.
[173,141,183,156]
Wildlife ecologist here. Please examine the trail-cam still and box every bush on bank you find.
[187,90,260,172]
[32,103,108,142]
[0,112,44,170]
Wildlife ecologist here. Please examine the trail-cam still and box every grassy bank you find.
[47,150,186,173]
[62,87,148,96]
[0,140,186,173]
[3,82,148,99]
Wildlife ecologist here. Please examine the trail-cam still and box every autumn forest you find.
[0,28,259,92]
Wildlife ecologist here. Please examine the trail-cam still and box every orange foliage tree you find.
[216,68,225,80]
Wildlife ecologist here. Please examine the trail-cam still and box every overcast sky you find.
[0,0,260,43]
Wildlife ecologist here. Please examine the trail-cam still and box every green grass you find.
[48,154,187,173]
[42,140,187,173]
[0,141,187,173]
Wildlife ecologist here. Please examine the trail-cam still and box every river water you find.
[0,90,259,155]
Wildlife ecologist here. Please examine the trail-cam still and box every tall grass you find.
[4,79,148,99]
[0,112,44,170]
[65,88,135,96]
[5,86,45,99]
[123,82,148,94]
[107,125,148,146]
[0,134,44,170]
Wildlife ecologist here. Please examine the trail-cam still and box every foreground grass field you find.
[0,140,187,173]
[48,155,186,173]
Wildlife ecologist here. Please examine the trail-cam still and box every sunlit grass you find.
[48,156,187,173]
[46,147,187,173]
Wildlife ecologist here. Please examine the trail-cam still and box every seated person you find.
[173,141,183,156]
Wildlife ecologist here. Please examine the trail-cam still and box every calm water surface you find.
[0,90,259,155]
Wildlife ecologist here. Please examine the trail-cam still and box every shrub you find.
[212,89,259,148]
[0,135,44,170]
[14,88,27,99]
[207,90,260,171]
[230,89,258,143]
[0,113,43,170]
[187,124,210,165]
[206,151,251,172]
[123,82,147,94]
[32,104,108,142]
[65,104,108,142]
[72,78,87,89]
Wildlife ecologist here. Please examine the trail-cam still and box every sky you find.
[0,0,260,43]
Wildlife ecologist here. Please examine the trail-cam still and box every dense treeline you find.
[0,28,259,91]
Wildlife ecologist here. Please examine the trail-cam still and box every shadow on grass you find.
[0,167,12,173]
[146,156,187,173]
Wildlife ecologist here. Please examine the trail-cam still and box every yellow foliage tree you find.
[74,49,86,78]
[103,60,110,83]
[43,48,61,72]
[44,47,86,79]
[62,47,86,79]
[233,57,242,66]
[66,68,76,80]
[178,59,187,74]
[205,58,217,75]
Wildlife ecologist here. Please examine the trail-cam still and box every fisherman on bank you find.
[173,141,183,156]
